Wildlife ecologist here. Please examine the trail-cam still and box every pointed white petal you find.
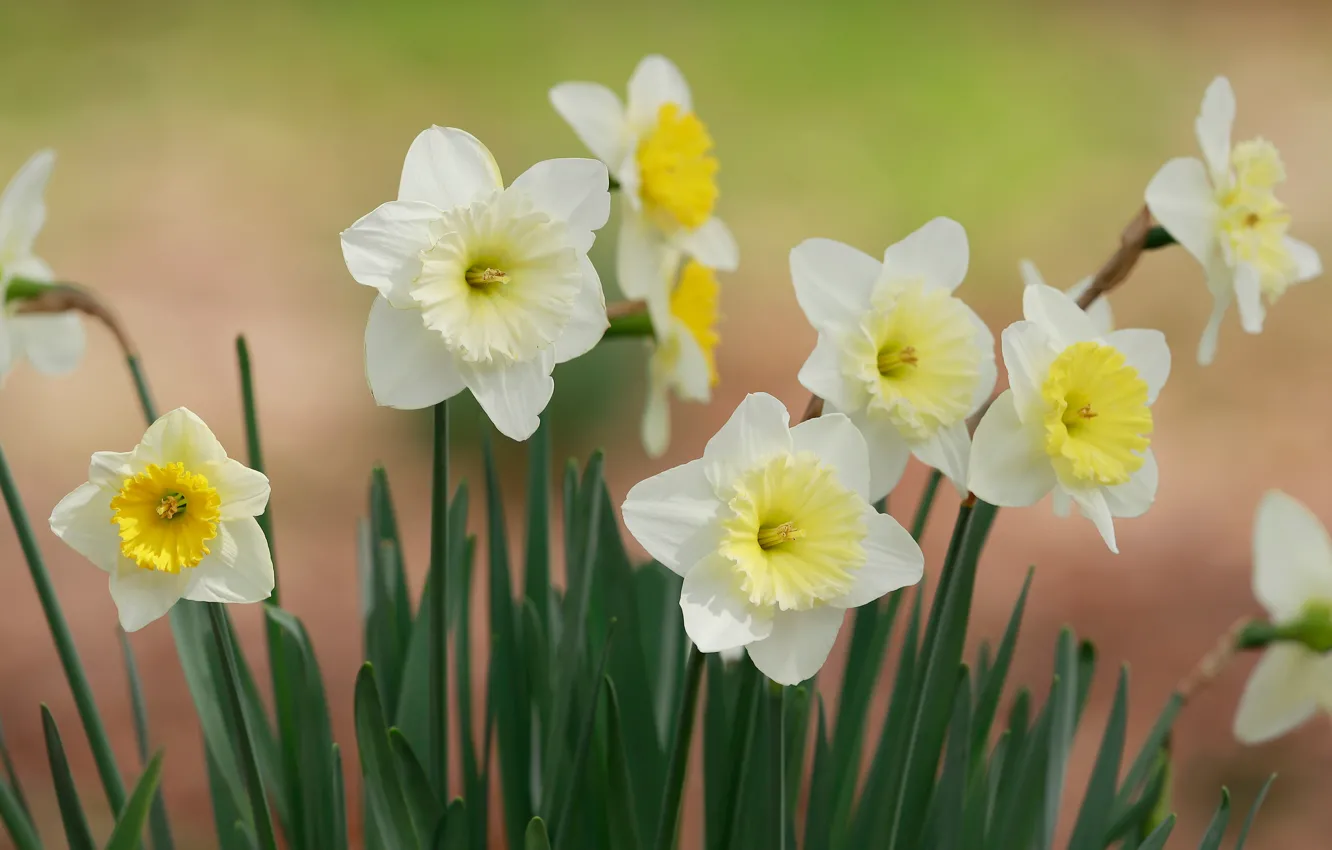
[109,561,190,632]
[626,55,692,128]
[680,554,773,651]
[1069,487,1119,554]
[1233,263,1265,334]
[745,606,845,686]
[208,459,270,521]
[340,200,441,307]
[49,482,119,572]
[617,208,674,304]
[1064,276,1114,335]
[134,408,227,472]
[1051,489,1072,518]
[671,323,712,402]
[509,158,610,252]
[89,451,132,490]
[1144,158,1220,266]
[1018,259,1047,289]
[1000,321,1056,424]
[968,390,1055,507]
[184,518,274,604]
[678,217,738,271]
[641,381,671,459]
[789,413,870,500]
[790,238,879,334]
[1105,328,1170,404]
[1196,275,1234,366]
[880,217,969,293]
[398,127,503,209]
[365,295,465,410]
[967,309,999,413]
[797,333,853,411]
[549,82,632,168]
[1196,77,1235,182]
[1103,450,1158,518]
[911,423,971,495]
[844,408,911,503]
[7,312,85,375]
[553,256,608,364]
[461,356,554,442]
[1233,644,1322,744]
[0,150,55,259]
[622,458,720,574]
[1285,236,1322,285]
[828,508,924,608]
[1022,284,1098,348]
[702,393,793,490]
[1253,490,1332,622]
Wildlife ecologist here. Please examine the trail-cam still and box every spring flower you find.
[1145,76,1321,366]
[1234,491,1332,744]
[1019,259,1112,335]
[49,408,274,632]
[968,284,1170,553]
[642,259,721,457]
[341,127,611,441]
[550,55,738,318]
[0,150,86,385]
[622,392,924,685]
[792,219,996,498]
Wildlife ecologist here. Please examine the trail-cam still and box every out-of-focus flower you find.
[1235,491,1332,744]
[550,55,738,320]
[0,151,86,384]
[1019,259,1112,335]
[341,127,610,441]
[792,219,996,498]
[49,408,274,632]
[968,284,1170,553]
[1145,76,1322,365]
[621,392,923,685]
[642,259,721,457]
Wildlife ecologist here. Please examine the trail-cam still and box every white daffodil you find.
[1019,259,1112,336]
[49,408,274,632]
[968,284,1170,553]
[0,150,86,385]
[1235,491,1332,744]
[1145,76,1322,366]
[550,55,738,319]
[341,127,611,442]
[642,258,721,457]
[622,392,924,685]
[792,219,996,498]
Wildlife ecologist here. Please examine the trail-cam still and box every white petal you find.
[1000,321,1056,423]
[0,150,54,259]
[1103,450,1158,518]
[617,208,675,303]
[790,238,880,334]
[911,423,971,495]
[828,508,924,608]
[1066,276,1114,335]
[549,82,631,168]
[789,413,870,501]
[969,334,1000,415]
[641,381,671,459]
[397,127,503,209]
[880,217,969,293]
[1105,329,1170,404]
[671,322,712,402]
[678,218,738,272]
[745,606,845,686]
[553,256,608,364]
[1196,77,1235,183]
[844,408,911,503]
[626,55,692,128]
[1196,278,1233,366]
[622,458,719,574]
[183,518,274,604]
[1018,259,1047,289]
[1144,158,1220,266]
[1022,284,1098,348]
[797,333,853,411]
[1285,237,1322,285]
[1252,490,1332,622]
[702,393,793,490]
[1233,645,1321,745]
[1051,489,1072,518]
[1069,487,1118,554]
[1233,263,1265,334]
[461,356,554,442]
[109,561,190,632]
[208,459,270,521]
[89,451,132,490]
[7,312,85,375]
[680,554,773,652]
[135,408,226,471]
[967,390,1055,508]
[508,158,610,252]
[364,295,465,410]
[49,482,119,572]
[340,200,441,307]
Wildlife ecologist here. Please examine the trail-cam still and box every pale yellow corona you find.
[1217,139,1297,302]
[110,462,222,573]
[636,104,719,230]
[1040,342,1152,486]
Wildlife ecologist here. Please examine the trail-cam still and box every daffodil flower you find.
[968,284,1170,553]
[1145,76,1322,365]
[0,150,86,385]
[1233,491,1332,744]
[1019,259,1112,336]
[49,408,274,632]
[341,127,611,441]
[622,393,924,685]
[792,219,996,498]
[550,55,738,319]
[642,259,721,457]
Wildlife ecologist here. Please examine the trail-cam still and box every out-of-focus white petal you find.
[1234,644,1322,745]
[1196,76,1235,183]
[678,217,738,272]
[1233,263,1265,334]
[398,127,503,209]
[827,508,923,608]
[1105,329,1170,404]
[880,217,969,293]
[549,82,632,168]
[340,200,441,307]
[617,207,674,304]
[968,391,1055,507]
[681,554,773,652]
[745,606,845,686]
[1052,489,1072,518]
[1197,270,1234,366]
[702,393,793,490]
[1102,450,1157,518]
[460,356,554,443]
[109,561,190,632]
[790,238,880,334]
[553,256,608,364]
[1285,237,1322,285]
[626,55,692,129]
[1018,259,1046,289]
[843,408,911,503]
[1068,487,1118,554]
[789,413,870,501]
[622,458,720,574]
[364,295,465,410]
[797,334,853,411]
[0,150,55,259]
[1145,158,1220,266]
[641,381,671,459]
[671,324,711,402]
[183,518,275,604]
[49,482,119,573]
[1252,490,1332,622]
[508,158,610,250]
[1000,321,1056,423]
[1022,284,1098,348]
[7,312,85,375]
[911,423,971,495]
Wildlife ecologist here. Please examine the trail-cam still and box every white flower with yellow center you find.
[48,408,274,632]
[550,55,738,318]
[622,393,924,685]
[0,150,86,385]
[642,258,721,457]
[968,284,1170,553]
[1235,491,1332,744]
[1145,76,1321,365]
[341,127,611,441]
[1019,259,1112,336]
[792,219,996,499]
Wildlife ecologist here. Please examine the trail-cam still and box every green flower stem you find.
[235,337,277,601]
[429,399,450,796]
[127,355,159,422]
[2,276,55,303]
[604,310,653,339]
[909,469,943,541]
[206,602,278,850]
[0,442,128,813]
[653,644,705,850]
[1143,226,1176,251]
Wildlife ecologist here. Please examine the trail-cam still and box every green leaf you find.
[1234,775,1274,850]
[427,400,452,796]
[118,631,175,850]
[909,469,944,540]
[703,655,735,848]
[206,743,248,850]
[1113,693,1183,814]
[390,730,444,840]
[991,696,1053,849]
[355,664,418,850]
[1042,629,1080,850]
[432,799,468,849]
[452,535,486,850]
[718,661,762,850]
[1073,640,1097,723]
[602,680,642,850]
[652,646,705,850]
[550,622,617,845]
[0,715,32,828]
[331,744,349,850]
[362,468,409,720]
[1068,666,1130,850]
[105,752,167,850]
[42,706,96,850]
[235,335,278,598]
[971,567,1033,763]
[525,818,552,850]
[923,668,970,850]
[0,773,40,850]
[1135,815,1176,850]
[1196,788,1230,850]
[524,417,552,633]
[1106,748,1170,844]
[802,699,832,850]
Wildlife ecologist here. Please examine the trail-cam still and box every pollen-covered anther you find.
[757,521,805,550]
[1077,404,1097,420]
[156,493,186,520]
[465,265,510,288]
[877,345,919,376]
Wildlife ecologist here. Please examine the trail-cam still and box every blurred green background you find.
[2,0,1331,847]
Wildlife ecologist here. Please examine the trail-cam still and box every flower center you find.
[110,462,222,573]
[877,344,919,377]
[636,103,719,231]
[464,264,510,289]
[1218,138,1297,302]
[670,260,721,385]
[1040,341,1152,487]
[718,452,866,611]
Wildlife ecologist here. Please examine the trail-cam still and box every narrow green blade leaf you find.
[42,705,96,850]
[524,417,552,632]
[354,664,417,850]
[719,660,762,850]
[234,336,277,594]
[1042,629,1080,850]
[602,680,642,850]
[1068,666,1130,850]
[1234,775,1275,850]
[331,744,349,850]
[525,818,552,850]
[1135,814,1176,850]
[433,798,467,849]
[207,742,249,850]
[1114,694,1184,813]
[652,646,705,850]
[0,715,29,826]
[118,631,174,850]
[453,535,485,850]
[390,730,444,840]
[105,752,167,850]
[0,772,40,850]
[802,698,832,850]
[550,623,617,845]
[1073,640,1097,723]
[1197,789,1231,850]
[427,400,451,797]
[909,469,943,540]
[923,668,971,850]
[971,567,1034,763]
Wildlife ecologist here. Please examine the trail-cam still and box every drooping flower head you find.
[968,284,1170,553]
[551,55,738,320]
[622,393,924,685]
[0,151,86,385]
[641,258,721,457]
[793,219,996,498]
[49,408,274,632]
[341,127,611,441]
[1145,76,1321,365]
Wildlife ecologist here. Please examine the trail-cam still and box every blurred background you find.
[2,0,1331,846]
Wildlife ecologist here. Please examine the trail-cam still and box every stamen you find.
[757,521,805,550]
[156,492,186,520]
[1244,212,1261,227]
[465,265,510,288]
[1077,404,1097,420]
[877,345,919,376]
